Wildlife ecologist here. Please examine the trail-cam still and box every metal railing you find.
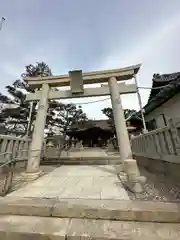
[0,135,78,196]
[0,146,53,196]
[0,150,29,196]
[0,134,30,196]
[0,152,16,196]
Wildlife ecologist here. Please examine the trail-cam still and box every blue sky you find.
[0,0,180,119]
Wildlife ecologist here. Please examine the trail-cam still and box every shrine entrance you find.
[66,120,114,148]
[24,64,141,176]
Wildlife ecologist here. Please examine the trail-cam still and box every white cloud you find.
[94,14,180,116]
[1,0,180,119]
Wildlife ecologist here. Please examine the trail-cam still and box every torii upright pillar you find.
[108,76,132,161]
[26,83,49,176]
[108,76,143,192]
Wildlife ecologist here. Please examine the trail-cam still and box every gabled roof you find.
[69,119,137,133]
[70,120,111,131]
[143,72,180,115]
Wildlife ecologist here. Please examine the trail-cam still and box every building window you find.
[147,119,157,131]
[162,114,167,126]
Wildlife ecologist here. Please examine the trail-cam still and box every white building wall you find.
[145,92,180,128]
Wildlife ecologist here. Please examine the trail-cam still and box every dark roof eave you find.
[144,82,180,115]
[147,72,180,103]
[134,64,141,74]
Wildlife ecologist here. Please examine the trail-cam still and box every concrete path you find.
[8,165,129,200]
[0,215,180,239]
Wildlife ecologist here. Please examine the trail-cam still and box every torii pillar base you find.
[120,159,146,193]
[19,170,43,182]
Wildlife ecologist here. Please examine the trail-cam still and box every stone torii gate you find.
[24,64,144,192]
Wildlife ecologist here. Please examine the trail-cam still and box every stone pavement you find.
[8,165,129,200]
[2,164,180,239]
[0,215,180,239]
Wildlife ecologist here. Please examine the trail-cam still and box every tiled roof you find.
[69,119,137,132]
[143,72,180,115]
[70,120,110,131]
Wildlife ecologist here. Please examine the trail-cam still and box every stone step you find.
[41,156,121,165]
[0,214,179,239]
[1,197,180,223]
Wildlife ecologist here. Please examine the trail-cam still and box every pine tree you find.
[1,62,88,137]
[52,103,87,137]
[1,62,53,135]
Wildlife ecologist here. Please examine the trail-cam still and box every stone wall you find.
[134,155,180,180]
[131,119,180,164]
